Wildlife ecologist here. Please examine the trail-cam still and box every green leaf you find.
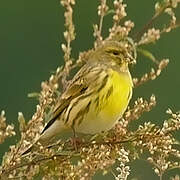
[28,92,40,98]
[106,9,115,16]
[137,48,159,64]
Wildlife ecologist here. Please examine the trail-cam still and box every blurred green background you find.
[0,0,180,179]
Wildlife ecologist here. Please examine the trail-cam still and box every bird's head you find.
[90,39,136,72]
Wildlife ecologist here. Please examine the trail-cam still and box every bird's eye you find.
[105,49,120,56]
[112,51,119,55]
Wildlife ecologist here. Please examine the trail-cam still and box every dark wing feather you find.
[41,64,105,134]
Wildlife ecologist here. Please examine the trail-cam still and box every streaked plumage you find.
[23,40,133,154]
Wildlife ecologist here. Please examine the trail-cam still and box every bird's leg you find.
[71,126,78,151]
[70,127,84,151]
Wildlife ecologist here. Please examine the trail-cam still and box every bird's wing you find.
[41,64,108,134]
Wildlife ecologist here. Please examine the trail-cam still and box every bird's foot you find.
[69,137,83,151]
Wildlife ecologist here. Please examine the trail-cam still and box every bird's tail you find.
[21,136,43,155]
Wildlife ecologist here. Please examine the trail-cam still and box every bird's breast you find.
[76,69,133,134]
[98,69,132,118]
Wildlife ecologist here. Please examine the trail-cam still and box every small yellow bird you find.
[23,40,134,153]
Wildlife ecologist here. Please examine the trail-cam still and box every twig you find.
[2,154,70,176]
[134,2,171,41]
